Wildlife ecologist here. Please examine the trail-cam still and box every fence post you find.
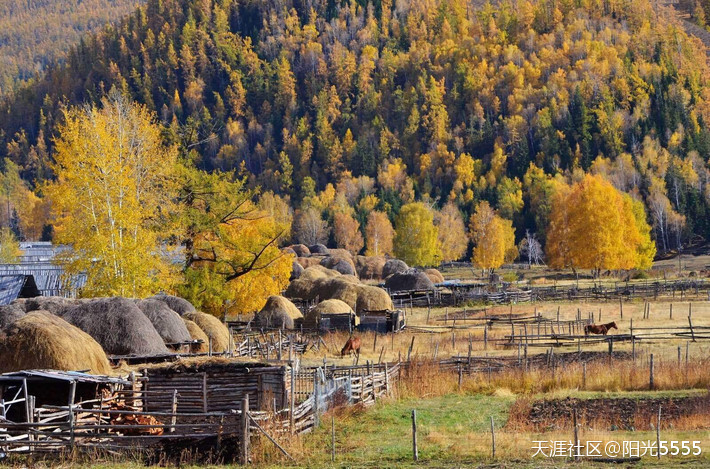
[170,389,178,432]
[688,316,696,342]
[240,396,250,464]
[331,414,336,462]
[670,303,673,319]
[573,408,579,461]
[290,365,296,434]
[68,380,76,449]
[582,363,586,390]
[313,371,320,427]
[411,409,418,462]
[656,405,661,460]
[649,353,655,390]
[373,330,378,352]
[490,415,496,459]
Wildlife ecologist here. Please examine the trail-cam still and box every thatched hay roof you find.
[297,256,321,269]
[22,296,75,315]
[183,319,209,353]
[304,299,355,327]
[60,297,169,356]
[291,260,304,280]
[384,268,435,292]
[254,296,303,329]
[425,268,445,284]
[320,256,357,276]
[149,294,196,315]
[355,256,386,280]
[382,259,409,278]
[0,303,25,329]
[182,312,230,353]
[355,285,393,313]
[0,311,110,374]
[136,299,192,344]
[290,244,311,257]
[308,244,329,255]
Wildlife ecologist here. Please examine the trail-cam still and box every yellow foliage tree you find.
[393,202,440,266]
[547,174,655,273]
[48,92,179,297]
[0,228,21,262]
[365,211,394,256]
[469,201,516,271]
[333,211,364,254]
[435,202,468,262]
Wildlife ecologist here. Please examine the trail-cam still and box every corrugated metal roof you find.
[0,243,85,297]
[0,275,41,305]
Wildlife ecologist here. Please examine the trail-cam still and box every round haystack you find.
[0,304,26,329]
[300,265,341,282]
[182,312,230,353]
[355,285,393,313]
[290,244,311,257]
[356,256,386,280]
[60,297,169,356]
[0,311,110,374]
[320,255,357,276]
[23,296,75,315]
[183,319,209,353]
[384,269,435,292]
[282,246,297,257]
[284,278,317,301]
[254,296,303,329]
[425,268,445,284]
[291,260,304,280]
[313,278,360,310]
[340,274,360,284]
[309,244,330,255]
[136,299,192,345]
[328,248,353,260]
[382,259,409,278]
[303,299,355,327]
[297,256,322,269]
[149,294,196,315]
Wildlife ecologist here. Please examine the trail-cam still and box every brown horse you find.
[341,336,361,357]
[584,321,618,336]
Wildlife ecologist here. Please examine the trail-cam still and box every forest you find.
[0,0,140,94]
[1,0,710,267]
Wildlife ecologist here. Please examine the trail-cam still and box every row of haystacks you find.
[0,294,231,374]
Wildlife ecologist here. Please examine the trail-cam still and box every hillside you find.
[2,0,710,255]
[0,0,141,94]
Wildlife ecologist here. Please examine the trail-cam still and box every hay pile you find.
[183,312,230,353]
[22,296,75,315]
[382,259,409,278]
[309,244,330,255]
[136,299,192,345]
[425,268,445,284]
[297,256,322,269]
[183,319,209,353]
[355,256,386,280]
[60,297,169,356]
[282,246,297,257]
[355,285,393,313]
[0,304,25,328]
[254,296,303,329]
[320,255,357,276]
[328,248,353,260]
[291,260,304,280]
[311,277,360,309]
[290,244,311,257]
[384,268,435,292]
[149,294,197,315]
[303,299,355,327]
[0,311,110,374]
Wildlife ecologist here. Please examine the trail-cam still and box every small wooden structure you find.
[358,310,405,333]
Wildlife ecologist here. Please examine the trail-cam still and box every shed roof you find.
[0,274,40,305]
[0,369,129,385]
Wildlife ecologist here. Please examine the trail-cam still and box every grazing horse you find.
[341,336,361,357]
[584,321,618,336]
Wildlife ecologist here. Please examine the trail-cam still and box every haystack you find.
[328,248,353,260]
[0,311,110,374]
[309,244,330,255]
[282,246,297,257]
[254,296,303,329]
[284,278,317,300]
[183,319,209,353]
[320,255,356,276]
[0,304,25,329]
[300,265,341,282]
[149,294,196,315]
[384,269,435,292]
[355,285,393,313]
[23,296,74,315]
[312,277,360,309]
[425,268,445,284]
[297,256,321,269]
[136,299,192,345]
[290,244,311,257]
[382,259,409,278]
[291,260,304,280]
[60,297,168,356]
[182,312,230,353]
[303,299,355,327]
[355,256,386,280]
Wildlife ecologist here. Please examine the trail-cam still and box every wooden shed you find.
[142,360,288,413]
